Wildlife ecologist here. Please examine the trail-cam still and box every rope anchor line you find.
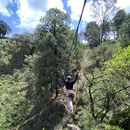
[12,103,50,130]
[67,0,87,60]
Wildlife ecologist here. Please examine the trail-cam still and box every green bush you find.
[94,124,123,130]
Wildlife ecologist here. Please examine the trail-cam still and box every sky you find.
[0,0,130,36]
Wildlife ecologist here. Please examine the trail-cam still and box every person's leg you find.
[66,97,73,114]
[68,97,74,113]
[66,90,75,114]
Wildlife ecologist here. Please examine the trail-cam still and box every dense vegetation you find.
[0,1,130,130]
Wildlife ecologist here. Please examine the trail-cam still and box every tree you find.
[119,13,130,46]
[35,8,73,95]
[12,33,34,43]
[0,39,11,74]
[0,20,11,38]
[91,0,117,43]
[84,21,100,48]
[84,42,115,71]
[5,33,35,73]
[113,9,126,38]
[100,20,111,41]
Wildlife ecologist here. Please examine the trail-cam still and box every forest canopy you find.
[0,1,130,130]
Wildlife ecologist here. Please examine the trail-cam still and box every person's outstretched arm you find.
[61,70,66,84]
[71,70,79,84]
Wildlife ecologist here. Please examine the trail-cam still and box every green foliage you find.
[0,39,11,74]
[12,33,34,43]
[104,124,123,130]
[81,40,130,130]
[74,107,97,130]
[119,13,130,46]
[0,74,33,129]
[110,107,130,130]
[100,20,111,42]
[85,22,100,47]
[0,20,11,38]
[113,9,126,37]
[94,124,123,130]
[0,39,35,129]
[105,44,130,78]
[84,42,115,72]
[0,36,34,75]
[9,36,34,71]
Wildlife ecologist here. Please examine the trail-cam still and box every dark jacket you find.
[62,74,78,90]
